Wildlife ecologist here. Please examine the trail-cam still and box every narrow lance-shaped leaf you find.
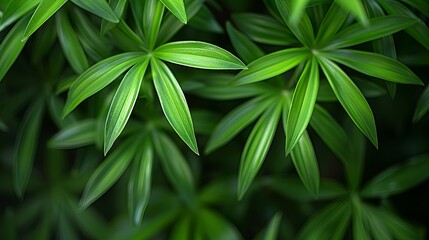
[205,96,276,154]
[56,10,88,74]
[351,194,368,240]
[318,57,378,148]
[289,0,310,25]
[238,102,282,200]
[128,138,153,225]
[151,58,198,154]
[104,58,149,155]
[327,16,417,49]
[361,154,429,198]
[48,119,97,149]
[71,0,118,23]
[324,50,423,85]
[159,0,187,23]
[153,132,195,207]
[22,0,68,41]
[286,57,319,154]
[198,208,242,240]
[226,22,265,64]
[63,52,146,117]
[80,137,139,209]
[261,212,282,240]
[414,85,429,122]
[143,0,164,50]
[154,41,246,70]
[100,0,127,35]
[335,0,368,25]
[188,5,223,34]
[0,0,40,32]
[232,48,310,85]
[13,99,44,198]
[315,3,348,47]
[0,15,29,82]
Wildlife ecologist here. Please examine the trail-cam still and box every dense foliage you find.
[1,0,429,239]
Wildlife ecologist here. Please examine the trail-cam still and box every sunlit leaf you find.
[154,41,246,70]
[238,103,282,199]
[289,0,310,25]
[335,0,368,25]
[143,0,164,50]
[71,0,118,23]
[160,0,187,23]
[0,0,39,32]
[151,58,198,154]
[233,48,310,85]
[48,119,97,149]
[63,52,146,116]
[13,99,44,198]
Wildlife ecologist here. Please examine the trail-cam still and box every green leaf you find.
[414,85,429,122]
[154,41,246,70]
[143,0,164,50]
[80,137,138,209]
[13,99,44,198]
[104,58,149,155]
[315,3,348,47]
[48,119,97,149]
[231,13,297,46]
[285,58,319,154]
[363,204,394,239]
[171,216,192,240]
[351,194,368,240]
[100,0,127,35]
[188,5,223,34]
[327,16,417,49]
[128,138,153,225]
[63,52,145,116]
[205,96,276,154]
[198,208,241,240]
[160,0,187,23]
[0,0,39,32]
[151,58,198,154]
[233,48,309,85]
[261,212,282,240]
[71,0,118,23]
[361,153,429,198]
[238,103,282,200]
[324,50,423,85]
[335,0,368,25]
[289,0,310,25]
[298,201,352,240]
[226,21,265,64]
[275,0,315,47]
[400,0,429,17]
[109,20,147,52]
[318,57,378,148]
[153,132,195,206]
[0,15,29,82]
[22,0,68,41]
[310,105,348,163]
[56,10,88,74]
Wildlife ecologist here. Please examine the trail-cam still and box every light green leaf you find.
[285,58,319,154]
[151,58,198,154]
[231,13,297,46]
[128,138,153,225]
[71,0,118,23]
[233,48,310,85]
[143,0,164,50]
[361,153,429,198]
[298,201,352,240]
[0,15,29,82]
[414,85,429,122]
[56,10,88,74]
[324,49,423,85]
[100,0,127,35]
[199,208,241,240]
[160,0,187,23]
[289,0,310,25]
[310,105,348,163]
[261,212,282,240]
[48,119,97,149]
[205,96,276,154]
[238,103,282,200]
[22,0,68,41]
[13,99,44,198]
[0,0,40,32]
[63,52,145,117]
[154,41,246,70]
[327,16,417,49]
[318,57,378,148]
[226,21,265,64]
[315,3,348,47]
[275,0,315,47]
[80,137,138,209]
[335,0,368,25]
[153,132,195,206]
[104,58,149,154]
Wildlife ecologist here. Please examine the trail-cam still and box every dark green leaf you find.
[414,85,429,122]
[171,216,192,240]
[151,58,198,154]
[104,58,149,154]
[188,5,223,34]
[154,41,246,70]
[13,99,44,198]
[238,103,282,199]
[71,0,118,23]
[226,21,265,64]
[261,212,282,240]
[160,0,187,23]
[0,0,39,32]
[48,119,97,149]
[233,48,309,85]
[361,153,429,198]
[318,57,378,148]
[63,52,146,116]
[198,208,241,240]
[100,0,127,35]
